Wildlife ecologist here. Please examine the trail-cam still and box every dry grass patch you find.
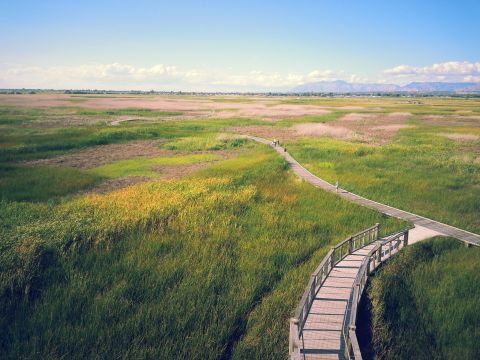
[441,133,480,141]
[0,94,332,120]
[421,115,480,126]
[24,140,174,169]
[89,176,151,193]
[230,125,299,141]
[293,123,355,139]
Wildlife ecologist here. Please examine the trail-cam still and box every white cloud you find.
[0,62,357,91]
[1,60,479,91]
[383,61,480,82]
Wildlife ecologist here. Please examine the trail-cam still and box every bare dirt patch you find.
[293,123,355,139]
[89,176,151,194]
[230,126,299,141]
[340,112,411,123]
[24,140,174,169]
[331,112,413,144]
[441,133,480,141]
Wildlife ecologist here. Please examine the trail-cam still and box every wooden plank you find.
[304,354,340,360]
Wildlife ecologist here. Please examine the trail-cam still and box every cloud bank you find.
[384,61,480,82]
[1,61,479,91]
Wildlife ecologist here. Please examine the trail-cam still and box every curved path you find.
[248,136,480,246]
[299,241,379,360]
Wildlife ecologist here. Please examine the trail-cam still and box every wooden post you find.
[310,275,316,299]
[331,247,336,266]
[289,318,300,357]
[375,223,380,240]
[348,237,353,254]
[403,230,409,247]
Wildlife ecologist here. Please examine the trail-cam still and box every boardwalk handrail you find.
[343,228,410,360]
[246,135,480,247]
[289,224,380,359]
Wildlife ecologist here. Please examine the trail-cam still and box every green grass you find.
[1,95,478,359]
[0,164,103,201]
[89,153,221,178]
[273,111,345,127]
[0,147,404,359]
[286,126,480,233]
[368,237,480,360]
[0,113,261,163]
[161,133,250,151]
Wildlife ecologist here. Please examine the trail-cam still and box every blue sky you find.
[1,0,479,90]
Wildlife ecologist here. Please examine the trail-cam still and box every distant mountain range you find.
[292,80,480,93]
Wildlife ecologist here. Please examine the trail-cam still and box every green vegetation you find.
[161,133,249,151]
[90,153,220,178]
[287,125,480,233]
[0,164,103,201]
[0,148,403,359]
[368,237,480,360]
[273,111,345,127]
[1,95,478,359]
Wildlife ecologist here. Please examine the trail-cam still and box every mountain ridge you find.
[292,80,480,93]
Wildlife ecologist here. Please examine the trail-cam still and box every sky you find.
[0,0,479,91]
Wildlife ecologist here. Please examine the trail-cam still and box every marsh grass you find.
[368,237,480,360]
[161,133,250,151]
[0,164,103,201]
[273,111,346,127]
[0,148,403,359]
[89,153,221,178]
[1,97,477,359]
[286,125,480,233]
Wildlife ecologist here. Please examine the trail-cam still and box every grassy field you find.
[368,237,480,360]
[286,113,480,233]
[0,97,406,359]
[0,94,478,359]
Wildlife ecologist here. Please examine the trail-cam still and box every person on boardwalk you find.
[335,181,339,193]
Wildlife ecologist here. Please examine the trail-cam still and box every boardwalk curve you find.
[247,136,480,246]
[289,225,409,360]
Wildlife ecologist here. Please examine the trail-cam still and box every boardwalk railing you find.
[289,224,380,359]
[344,228,409,360]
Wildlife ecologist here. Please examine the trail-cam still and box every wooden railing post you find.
[375,223,380,240]
[403,230,409,247]
[289,318,300,358]
[348,236,353,254]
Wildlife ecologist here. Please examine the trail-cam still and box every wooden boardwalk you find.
[300,242,378,359]
[289,225,410,360]
[248,136,480,246]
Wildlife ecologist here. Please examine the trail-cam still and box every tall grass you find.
[368,237,480,360]
[0,164,103,201]
[286,126,480,233]
[0,148,403,359]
